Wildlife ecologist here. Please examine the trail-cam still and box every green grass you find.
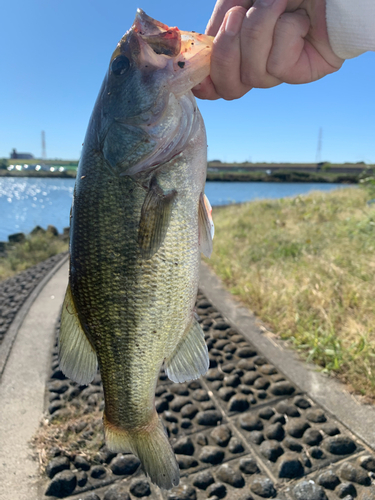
[2,158,78,167]
[0,169,76,178]
[0,232,69,281]
[206,170,359,183]
[0,157,78,177]
[207,160,374,170]
[206,187,375,399]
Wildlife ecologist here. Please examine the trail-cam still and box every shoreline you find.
[0,170,76,179]
[0,170,361,183]
[2,159,373,183]
[206,171,358,183]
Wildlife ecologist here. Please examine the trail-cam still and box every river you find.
[0,177,347,241]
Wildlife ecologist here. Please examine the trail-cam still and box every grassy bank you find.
[206,170,359,183]
[0,158,78,178]
[0,169,360,183]
[207,186,375,399]
[1,159,372,182]
[0,232,68,281]
[0,169,76,178]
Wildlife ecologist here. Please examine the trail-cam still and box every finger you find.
[267,10,312,83]
[268,9,342,83]
[192,76,221,100]
[240,0,288,88]
[302,0,344,69]
[206,0,253,36]
[209,6,253,99]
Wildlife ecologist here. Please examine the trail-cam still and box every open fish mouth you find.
[140,30,181,57]
[110,9,214,177]
[136,9,213,77]
[113,9,213,96]
[133,9,212,64]
[134,10,182,57]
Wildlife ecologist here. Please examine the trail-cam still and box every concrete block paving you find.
[41,291,375,500]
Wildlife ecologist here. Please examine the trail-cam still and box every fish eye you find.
[111,55,130,76]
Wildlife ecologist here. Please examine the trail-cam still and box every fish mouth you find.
[133,9,171,36]
[111,10,213,177]
[139,29,182,58]
[133,10,181,58]
[131,9,214,96]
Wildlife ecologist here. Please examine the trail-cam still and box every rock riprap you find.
[32,291,375,500]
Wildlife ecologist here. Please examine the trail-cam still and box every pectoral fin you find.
[138,179,177,259]
[58,284,98,385]
[198,192,214,258]
[164,316,209,383]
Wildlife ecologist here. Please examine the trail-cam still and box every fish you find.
[58,9,214,490]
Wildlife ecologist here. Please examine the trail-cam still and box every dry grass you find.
[32,404,104,471]
[0,233,68,281]
[206,187,375,398]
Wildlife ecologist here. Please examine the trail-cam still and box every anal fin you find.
[198,192,214,258]
[58,284,98,385]
[138,177,177,259]
[164,316,209,383]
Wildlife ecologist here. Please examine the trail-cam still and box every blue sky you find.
[1,0,374,164]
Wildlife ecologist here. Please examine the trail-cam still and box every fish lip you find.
[114,12,179,72]
[130,10,213,70]
[114,11,213,91]
[132,10,182,59]
[133,8,170,35]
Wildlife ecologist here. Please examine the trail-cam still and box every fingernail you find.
[224,10,242,36]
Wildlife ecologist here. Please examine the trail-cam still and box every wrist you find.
[303,0,344,67]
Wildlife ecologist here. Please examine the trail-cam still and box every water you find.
[204,181,346,206]
[0,178,75,241]
[0,177,346,241]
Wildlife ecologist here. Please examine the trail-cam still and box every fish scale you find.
[72,171,197,408]
[58,9,214,490]
[70,158,203,437]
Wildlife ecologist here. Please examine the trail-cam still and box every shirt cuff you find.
[326,0,375,59]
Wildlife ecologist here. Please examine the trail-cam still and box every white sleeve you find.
[326,0,375,59]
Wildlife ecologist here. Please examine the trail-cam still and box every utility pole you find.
[41,130,46,160]
[316,127,322,164]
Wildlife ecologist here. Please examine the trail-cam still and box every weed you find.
[206,187,375,399]
[0,233,68,281]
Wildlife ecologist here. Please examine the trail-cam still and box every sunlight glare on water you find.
[0,177,346,241]
[0,177,75,241]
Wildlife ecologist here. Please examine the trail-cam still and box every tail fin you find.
[103,412,180,490]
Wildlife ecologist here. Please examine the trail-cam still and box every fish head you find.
[102,9,213,121]
[89,10,213,174]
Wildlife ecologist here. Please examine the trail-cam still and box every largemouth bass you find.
[58,9,214,490]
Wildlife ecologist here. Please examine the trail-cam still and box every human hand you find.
[193,0,344,100]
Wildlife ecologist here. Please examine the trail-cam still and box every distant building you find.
[10,148,34,160]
